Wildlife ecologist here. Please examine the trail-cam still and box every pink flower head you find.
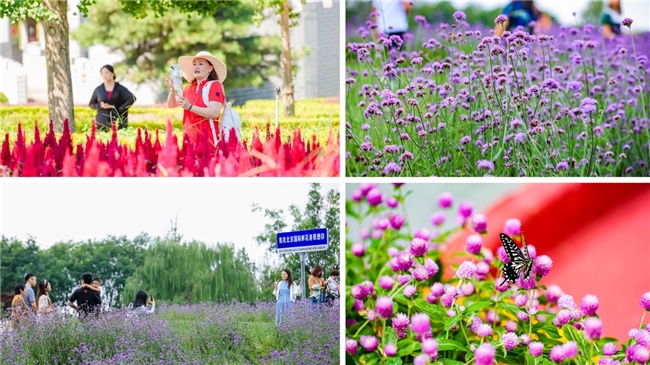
[376,296,394,319]
[379,276,394,291]
[424,258,439,278]
[503,218,521,236]
[410,238,428,257]
[602,342,617,356]
[515,293,528,307]
[477,323,493,337]
[475,261,490,280]
[546,285,564,303]
[497,246,510,263]
[386,196,399,208]
[460,282,475,296]
[471,214,488,233]
[495,278,509,292]
[389,257,400,272]
[584,317,603,340]
[422,338,438,358]
[636,330,650,346]
[518,273,536,290]
[563,341,578,358]
[627,344,650,363]
[430,282,445,297]
[558,294,577,310]
[403,285,417,297]
[351,284,371,300]
[414,228,431,241]
[506,320,518,332]
[640,291,650,311]
[384,343,397,356]
[453,11,466,21]
[458,201,473,218]
[469,316,482,332]
[486,310,500,324]
[346,338,358,355]
[456,261,476,280]
[392,312,409,334]
[550,345,565,363]
[520,334,531,345]
[438,192,453,208]
[367,309,377,321]
[495,14,508,24]
[353,299,366,311]
[414,354,431,365]
[581,294,599,316]
[360,335,379,351]
[410,313,431,334]
[474,343,496,365]
[533,255,553,276]
[466,234,483,255]
[430,211,446,226]
[502,332,519,350]
[413,266,429,281]
[529,342,544,357]
[359,183,377,196]
[367,188,383,206]
[517,311,530,322]
[397,251,414,271]
[390,214,405,230]
[351,242,365,257]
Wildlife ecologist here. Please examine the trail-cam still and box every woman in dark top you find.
[89,65,136,130]
[494,1,541,36]
[601,0,622,39]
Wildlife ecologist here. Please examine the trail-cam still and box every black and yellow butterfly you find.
[498,232,534,286]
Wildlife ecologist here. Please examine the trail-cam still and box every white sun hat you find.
[178,51,227,83]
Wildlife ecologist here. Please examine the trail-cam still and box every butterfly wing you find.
[500,233,533,283]
[520,232,534,280]
[501,262,521,284]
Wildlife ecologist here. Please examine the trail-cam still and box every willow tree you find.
[123,238,259,305]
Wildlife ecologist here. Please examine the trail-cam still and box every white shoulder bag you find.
[201,80,242,143]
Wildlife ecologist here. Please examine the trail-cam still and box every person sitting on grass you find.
[127,291,155,315]
[67,273,102,318]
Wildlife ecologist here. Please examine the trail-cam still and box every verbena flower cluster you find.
[345,11,650,177]
[0,120,339,177]
[1,300,339,365]
[346,184,650,365]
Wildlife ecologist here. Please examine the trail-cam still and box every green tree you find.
[581,0,604,26]
[123,237,259,305]
[0,0,231,132]
[258,252,284,301]
[0,236,44,295]
[252,183,340,294]
[72,2,280,92]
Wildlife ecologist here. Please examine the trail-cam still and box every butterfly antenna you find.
[498,277,507,287]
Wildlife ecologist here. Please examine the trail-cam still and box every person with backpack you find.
[601,0,623,39]
[494,1,543,36]
[165,51,240,145]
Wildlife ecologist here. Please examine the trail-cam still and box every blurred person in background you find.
[494,0,549,36]
[89,64,136,131]
[273,268,301,325]
[11,283,29,328]
[23,273,37,314]
[127,290,155,315]
[36,279,55,315]
[371,0,412,48]
[308,265,327,306]
[601,0,623,39]
[68,273,102,318]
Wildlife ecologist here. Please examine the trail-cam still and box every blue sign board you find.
[277,228,328,254]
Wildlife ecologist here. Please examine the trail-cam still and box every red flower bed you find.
[0,120,339,177]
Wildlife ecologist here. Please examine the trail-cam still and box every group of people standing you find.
[273,266,340,325]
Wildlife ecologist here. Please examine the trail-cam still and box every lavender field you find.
[345,11,650,177]
[0,301,339,365]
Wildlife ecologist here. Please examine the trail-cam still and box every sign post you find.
[277,228,328,301]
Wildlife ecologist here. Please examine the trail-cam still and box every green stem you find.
[640,310,647,329]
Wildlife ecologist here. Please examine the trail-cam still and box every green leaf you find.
[386,358,403,365]
[464,300,493,314]
[346,200,360,220]
[438,359,466,365]
[500,302,521,316]
[437,338,469,352]
[383,327,398,347]
[444,314,462,331]
[346,352,360,365]
[413,299,447,323]
[396,340,421,357]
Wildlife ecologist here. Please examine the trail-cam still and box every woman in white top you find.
[273,268,301,325]
[36,279,55,315]
[127,290,155,315]
[371,0,412,45]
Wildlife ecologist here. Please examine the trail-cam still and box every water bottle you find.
[170,64,183,97]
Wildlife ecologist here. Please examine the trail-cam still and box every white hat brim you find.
[178,51,227,83]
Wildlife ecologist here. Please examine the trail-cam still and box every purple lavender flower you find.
[466,234,483,255]
[384,343,397,356]
[351,242,365,257]
[581,294,599,316]
[474,343,496,365]
[456,261,477,280]
[502,332,519,350]
[584,317,603,340]
[622,18,633,27]
[602,342,617,356]
[360,335,379,351]
[379,276,394,291]
[367,188,383,206]
[346,338,358,355]
[640,291,650,311]
[438,192,453,208]
[529,342,544,357]
[422,338,438,358]
[533,255,553,276]
[410,238,428,257]
[410,313,431,334]
[476,160,495,172]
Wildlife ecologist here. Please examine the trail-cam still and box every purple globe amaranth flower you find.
[414,228,431,241]
[486,310,500,324]
[515,294,528,307]
[497,246,510,263]
[466,234,483,255]
[397,251,414,271]
[475,343,496,365]
[430,211,446,226]
[506,320,518,332]
[392,313,409,335]
[469,316,482,332]
[581,294,599,316]
[346,338,358,355]
[558,294,577,310]
[517,311,530,322]
[351,189,363,202]
[458,201,473,218]
[563,342,578,359]
[640,291,650,311]
[555,309,573,326]
[602,342,617,356]
[636,330,650,346]
[360,335,379,352]
[410,237,428,257]
[376,296,394,319]
[424,258,439,278]
[440,293,454,307]
[403,285,417,297]
[518,273,536,289]
[599,360,621,365]
[533,255,553,276]
[351,284,371,300]
[389,257,400,272]
[622,17,633,27]
[546,285,564,303]
[477,323,493,337]
[476,261,490,280]
[422,338,438,358]
[367,188,383,206]
[495,278,509,292]
[439,192,453,208]
[360,183,377,196]
[502,332,519,350]
[529,342,544,357]
[386,197,399,208]
[520,334,531,345]
[550,345,565,363]
[503,219,521,236]
[495,14,508,24]
[456,261,477,280]
[413,266,429,281]
[584,317,603,340]
[384,343,397,356]
[367,309,378,321]
[379,276,394,291]
[390,214,405,230]
[351,242,365,257]
[354,299,366,311]
[627,344,650,363]
[397,274,411,286]
[430,282,445,297]
[410,313,431,334]
[460,282,475,296]
[362,280,375,293]
[414,354,431,365]
[388,247,399,257]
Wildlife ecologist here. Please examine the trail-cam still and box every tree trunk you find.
[42,0,75,132]
[279,0,294,117]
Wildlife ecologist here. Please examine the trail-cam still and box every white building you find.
[0,1,340,106]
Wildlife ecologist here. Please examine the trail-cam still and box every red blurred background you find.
[442,183,650,341]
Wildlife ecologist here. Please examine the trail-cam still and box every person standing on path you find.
[273,268,301,325]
